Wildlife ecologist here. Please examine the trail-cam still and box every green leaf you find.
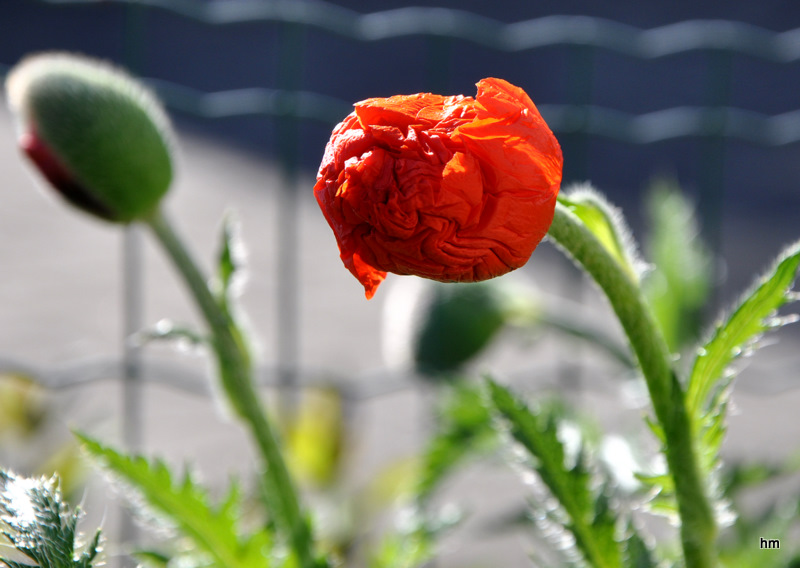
[76,433,273,568]
[211,213,253,374]
[133,550,171,568]
[686,240,800,479]
[416,383,495,502]
[557,185,642,284]
[0,469,102,568]
[687,240,800,413]
[368,506,459,568]
[486,380,623,568]
[642,179,712,352]
[368,519,432,568]
[216,213,243,306]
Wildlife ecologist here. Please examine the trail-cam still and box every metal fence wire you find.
[2,0,800,452]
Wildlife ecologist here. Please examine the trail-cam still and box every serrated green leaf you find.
[486,380,623,568]
[416,383,494,503]
[687,240,800,416]
[634,472,673,493]
[686,240,800,481]
[76,433,272,568]
[558,186,642,284]
[368,505,459,568]
[0,469,102,568]
[643,179,712,352]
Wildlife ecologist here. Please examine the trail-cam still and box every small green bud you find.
[414,281,510,378]
[5,52,174,222]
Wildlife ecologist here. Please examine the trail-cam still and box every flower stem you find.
[547,202,717,568]
[145,208,315,568]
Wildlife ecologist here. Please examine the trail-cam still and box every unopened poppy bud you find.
[5,52,174,222]
[411,280,538,377]
[414,282,508,377]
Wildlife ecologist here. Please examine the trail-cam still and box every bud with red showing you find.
[5,52,174,223]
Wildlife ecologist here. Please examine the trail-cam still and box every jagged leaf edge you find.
[687,241,800,482]
[76,433,269,568]
[485,379,624,568]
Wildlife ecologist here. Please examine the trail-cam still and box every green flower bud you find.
[5,52,174,222]
[413,281,514,378]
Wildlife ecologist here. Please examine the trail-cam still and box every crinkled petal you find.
[314,77,563,299]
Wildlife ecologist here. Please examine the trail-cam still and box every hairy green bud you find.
[5,52,174,222]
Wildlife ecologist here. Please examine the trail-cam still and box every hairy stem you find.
[547,201,717,568]
[145,209,315,568]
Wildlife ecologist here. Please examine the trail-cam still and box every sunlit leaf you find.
[216,212,245,308]
[687,240,800,481]
[416,383,494,503]
[368,505,459,568]
[209,214,253,374]
[0,469,102,568]
[687,240,800,415]
[76,433,273,568]
[133,549,171,568]
[486,380,624,568]
[557,185,643,284]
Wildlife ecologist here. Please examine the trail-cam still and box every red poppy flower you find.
[314,77,563,299]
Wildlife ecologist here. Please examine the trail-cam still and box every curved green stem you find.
[547,202,717,568]
[145,209,315,568]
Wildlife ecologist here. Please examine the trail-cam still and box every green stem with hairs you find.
[145,208,315,568]
[547,201,717,568]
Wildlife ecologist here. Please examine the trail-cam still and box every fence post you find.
[274,21,306,425]
[120,4,147,567]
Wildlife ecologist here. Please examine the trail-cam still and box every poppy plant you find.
[314,77,563,299]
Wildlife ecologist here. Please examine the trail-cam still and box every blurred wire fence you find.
[2,0,800,450]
